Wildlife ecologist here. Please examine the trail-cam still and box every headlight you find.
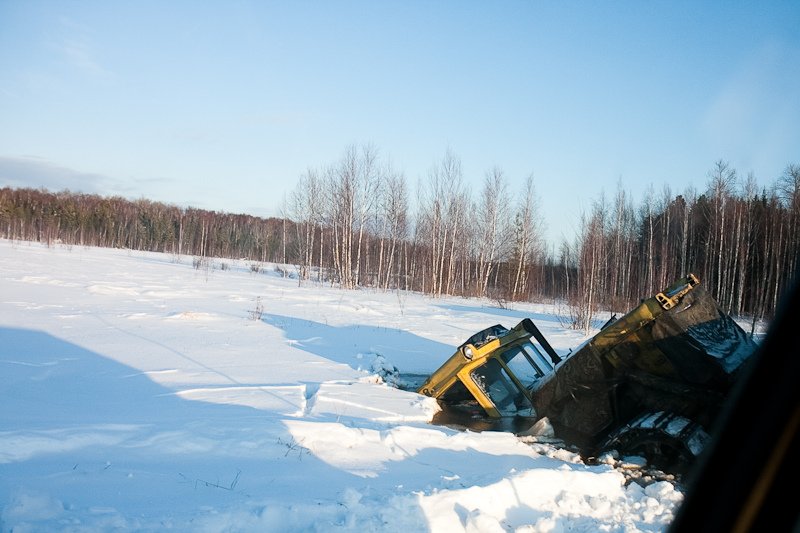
[463,346,474,360]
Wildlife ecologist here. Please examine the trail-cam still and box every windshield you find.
[501,341,554,387]
[471,358,534,416]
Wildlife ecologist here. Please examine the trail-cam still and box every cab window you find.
[471,359,534,416]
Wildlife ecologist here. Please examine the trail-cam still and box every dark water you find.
[431,408,539,433]
[395,372,538,433]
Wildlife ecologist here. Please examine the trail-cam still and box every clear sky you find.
[1,0,798,245]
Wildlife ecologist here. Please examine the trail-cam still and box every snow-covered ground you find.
[1,240,691,531]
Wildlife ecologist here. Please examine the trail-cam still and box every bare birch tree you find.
[707,159,737,303]
[474,167,511,297]
[290,168,324,281]
[640,185,657,296]
[511,174,542,300]
[377,167,408,290]
[418,149,468,297]
[327,144,382,289]
[776,164,800,278]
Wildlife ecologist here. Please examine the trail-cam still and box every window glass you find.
[500,340,555,384]
[521,342,554,374]
[471,359,533,416]
[501,344,541,382]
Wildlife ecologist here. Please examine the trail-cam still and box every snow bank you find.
[0,240,684,531]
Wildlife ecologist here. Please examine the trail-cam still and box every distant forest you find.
[2,146,798,325]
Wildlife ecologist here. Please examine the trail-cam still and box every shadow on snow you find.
[261,313,455,375]
[434,303,566,326]
[0,327,429,525]
[0,326,607,531]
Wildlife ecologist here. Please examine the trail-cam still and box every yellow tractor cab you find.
[418,317,561,419]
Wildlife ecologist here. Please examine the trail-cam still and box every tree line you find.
[0,189,287,262]
[566,160,799,330]
[2,147,798,324]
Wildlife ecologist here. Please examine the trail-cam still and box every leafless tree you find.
[374,165,408,290]
[474,167,511,297]
[640,185,657,296]
[326,144,382,288]
[706,159,737,304]
[511,174,541,300]
[417,149,468,297]
[776,164,800,278]
[290,168,323,281]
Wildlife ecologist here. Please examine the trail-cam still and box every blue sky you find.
[1,1,798,245]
